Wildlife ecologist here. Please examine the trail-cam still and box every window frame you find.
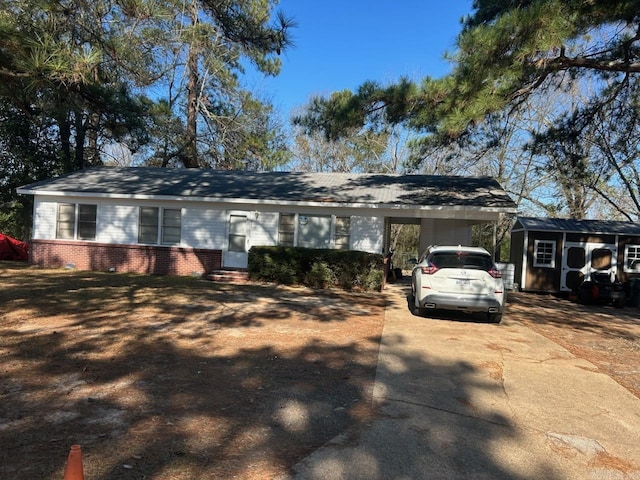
[77,204,98,240]
[623,244,640,273]
[56,203,97,241]
[278,213,296,247]
[138,206,182,245]
[278,213,352,250]
[533,239,556,268]
[333,216,351,250]
[161,208,182,245]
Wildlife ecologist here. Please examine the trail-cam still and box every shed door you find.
[561,242,617,291]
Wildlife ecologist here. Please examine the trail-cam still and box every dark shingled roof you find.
[18,167,517,210]
[515,216,640,235]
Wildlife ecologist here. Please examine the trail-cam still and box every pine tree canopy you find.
[294,0,640,138]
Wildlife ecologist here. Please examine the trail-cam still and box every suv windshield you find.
[429,252,493,270]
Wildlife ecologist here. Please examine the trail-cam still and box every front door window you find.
[229,215,247,252]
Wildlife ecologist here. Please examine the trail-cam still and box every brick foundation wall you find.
[30,240,222,276]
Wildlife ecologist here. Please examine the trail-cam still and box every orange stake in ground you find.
[63,445,84,480]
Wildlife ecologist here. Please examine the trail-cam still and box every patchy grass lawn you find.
[0,262,386,479]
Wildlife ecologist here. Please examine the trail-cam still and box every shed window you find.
[334,216,350,250]
[533,240,555,268]
[138,207,181,245]
[56,203,97,240]
[624,245,640,272]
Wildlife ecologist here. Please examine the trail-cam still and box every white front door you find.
[223,213,249,269]
[561,242,617,291]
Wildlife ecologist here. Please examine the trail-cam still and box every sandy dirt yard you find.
[0,263,385,479]
[1,263,639,479]
[505,291,640,400]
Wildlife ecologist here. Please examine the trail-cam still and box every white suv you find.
[410,245,505,323]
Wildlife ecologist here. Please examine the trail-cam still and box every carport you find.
[379,175,517,256]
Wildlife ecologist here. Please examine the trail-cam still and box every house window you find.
[56,203,97,240]
[334,216,350,250]
[56,204,75,239]
[138,207,181,245]
[77,204,97,240]
[162,209,182,245]
[278,214,351,250]
[624,245,640,272]
[138,207,159,244]
[533,240,555,268]
[278,213,295,246]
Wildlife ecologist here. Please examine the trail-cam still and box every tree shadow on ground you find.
[507,291,640,340]
[1,266,563,479]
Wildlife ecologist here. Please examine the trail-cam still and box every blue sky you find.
[248,1,474,118]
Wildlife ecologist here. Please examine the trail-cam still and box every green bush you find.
[357,267,384,292]
[248,246,384,291]
[0,201,26,239]
[306,261,335,288]
[247,247,300,284]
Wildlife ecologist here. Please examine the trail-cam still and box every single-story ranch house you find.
[17,167,517,276]
[510,216,640,293]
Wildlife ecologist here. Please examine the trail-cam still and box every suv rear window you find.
[429,252,493,270]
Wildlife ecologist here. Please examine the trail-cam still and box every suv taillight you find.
[488,267,502,279]
[421,265,439,275]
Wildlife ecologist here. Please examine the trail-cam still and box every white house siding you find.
[32,199,57,239]
[182,207,227,249]
[32,198,382,256]
[96,204,138,244]
[419,218,474,253]
[250,212,279,247]
[351,216,384,254]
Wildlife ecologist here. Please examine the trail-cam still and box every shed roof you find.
[514,216,640,235]
[18,167,517,213]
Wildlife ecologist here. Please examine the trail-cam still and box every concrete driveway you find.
[290,282,640,480]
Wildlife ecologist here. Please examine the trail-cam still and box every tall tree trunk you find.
[56,107,73,173]
[86,112,101,166]
[74,111,86,170]
[184,0,200,168]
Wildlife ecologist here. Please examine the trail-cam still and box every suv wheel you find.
[487,312,502,323]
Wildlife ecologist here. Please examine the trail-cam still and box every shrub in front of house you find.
[248,246,384,291]
[306,261,335,289]
[250,246,301,285]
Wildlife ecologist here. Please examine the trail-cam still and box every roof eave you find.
[17,189,516,214]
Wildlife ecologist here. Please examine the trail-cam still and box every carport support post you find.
[493,221,498,260]
[419,218,431,254]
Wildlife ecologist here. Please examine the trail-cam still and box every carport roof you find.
[514,216,640,235]
[18,167,517,213]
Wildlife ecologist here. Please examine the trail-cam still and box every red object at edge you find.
[0,233,29,261]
